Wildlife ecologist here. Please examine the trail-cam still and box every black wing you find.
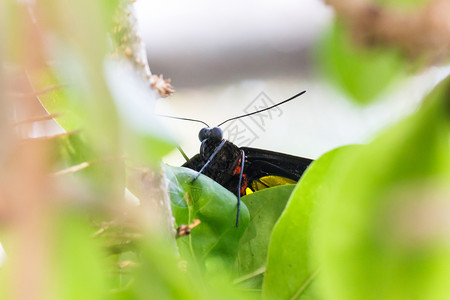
[241,147,313,183]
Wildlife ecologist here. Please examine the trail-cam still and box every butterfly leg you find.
[236,149,245,227]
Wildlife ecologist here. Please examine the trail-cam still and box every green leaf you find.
[38,0,119,63]
[317,21,405,104]
[235,185,295,289]
[29,62,175,168]
[165,166,250,275]
[27,63,125,201]
[32,0,121,153]
[314,76,450,300]
[126,236,199,300]
[104,61,176,165]
[262,145,362,300]
[54,132,93,166]
[0,213,112,300]
[0,1,28,62]
[375,0,429,9]
[27,68,85,132]
[26,0,175,168]
[125,234,253,300]
[51,214,110,300]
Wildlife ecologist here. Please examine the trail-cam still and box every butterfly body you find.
[183,138,243,195]
[182,127,313,196]
[171,91,310,226]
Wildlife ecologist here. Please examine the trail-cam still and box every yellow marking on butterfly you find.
[245,187,254,195]
[250,176,297,192]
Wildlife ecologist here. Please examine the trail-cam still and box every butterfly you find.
[162,91,313,226]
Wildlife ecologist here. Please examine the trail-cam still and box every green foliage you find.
[104,62,176,166]
[166,167,297,296]
[118,236,202,300]
[236,185,296,289]
[313,76,450,300]
[0,213,111,300]
[27,69,86,132]
[165,166,250,275]
[0,0,28,62]
[51,214,111,300]
[375,0,429,9]
[263,145,362,300]
[317,22,406,104]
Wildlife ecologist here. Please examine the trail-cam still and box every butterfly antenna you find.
[216,90,306,127]
[236,149,245,228]
[157,114,210,128]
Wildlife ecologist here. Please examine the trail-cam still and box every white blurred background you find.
[135,0,450,165]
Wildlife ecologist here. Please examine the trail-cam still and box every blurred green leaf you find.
[38,0,119,63]
[32,0,123,172]
[375,0,429,9]
[314,76,450,300]
[119,234,252,300]
[104,61,176,165]
[54,132,92,166]
[165,166,250,275]
[317,21,405,104]
[29,61,175,168]
[262,145,362,300]
[0,214,112,300]
[25,0,125,198]
[27,68,85,132]
[0,1,24,63]
[51,213,110,300]
[124,236,199,300]
[235,185,295,289]
[26,69,109,181]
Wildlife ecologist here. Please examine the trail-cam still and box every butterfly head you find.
[199,127,224,158]
[198,127,223,142]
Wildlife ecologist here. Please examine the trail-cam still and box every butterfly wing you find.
[241,147,313,193]
[182,142,313,195]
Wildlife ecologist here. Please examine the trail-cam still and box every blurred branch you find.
[51,156,125,177]
[24,129,80,141]
[126,167,177,245]
[52,162,90,176]
[325,0,450,62]
[92,217,143,255]
[14,113,62,126]
[111,0,174,97]
[109,1,177,247]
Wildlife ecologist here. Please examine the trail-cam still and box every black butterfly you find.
[162,91,313,226]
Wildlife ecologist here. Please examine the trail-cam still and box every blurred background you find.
[135,0,450,165]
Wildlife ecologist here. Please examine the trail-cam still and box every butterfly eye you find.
[209,127,223,141]
[198,128,210,142]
